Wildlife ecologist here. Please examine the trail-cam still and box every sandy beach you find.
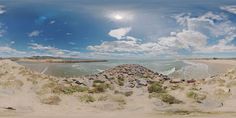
[190,59,236,76]
[0,59,236,118]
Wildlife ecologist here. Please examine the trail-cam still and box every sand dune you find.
[0,60,236,118]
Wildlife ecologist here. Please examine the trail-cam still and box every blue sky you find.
[0,0,236,58]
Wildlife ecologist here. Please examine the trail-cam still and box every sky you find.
[0,0,236,59]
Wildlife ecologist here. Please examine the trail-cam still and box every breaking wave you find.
[161,67,176,75]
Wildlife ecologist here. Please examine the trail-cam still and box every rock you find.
[187,79,196,83]
[170,79,183,83]
[82,78,93,87]
[125,82,135,88]
[136,78,148,86]
[115,88,133,97]
[87,64,167,87]
[4,107,16,110]
[75,80,86,86]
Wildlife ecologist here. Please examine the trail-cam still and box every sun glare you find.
[108,11,133,21]
[114,14,123,20]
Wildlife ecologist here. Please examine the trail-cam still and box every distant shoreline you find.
[184,57,236,60]
[0,56,108,63]
[17,59,108,63]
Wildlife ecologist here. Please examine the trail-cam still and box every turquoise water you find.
[17,59,210,79]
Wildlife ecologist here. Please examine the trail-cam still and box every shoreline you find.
[188,59,236,76]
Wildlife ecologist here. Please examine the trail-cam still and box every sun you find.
[108,11,134,22]
[114,14,123,20]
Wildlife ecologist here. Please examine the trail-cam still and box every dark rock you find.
[170,79,183,83]
[187,79,196,83]
[4,107,16,110]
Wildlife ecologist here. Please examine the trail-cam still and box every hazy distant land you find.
[0,56,108,63]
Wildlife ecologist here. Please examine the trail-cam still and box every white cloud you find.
[175,12,226,34]
[28,30,41,37]
[10,41,15,45]
[174,12,236,53]
[66,32,72,35]
[0,5,6,14]
[0,46,26,57]
[88,11,236,57]
[197,43,236,53]
[175,30,207,50]
[88,28,208,56]
[29,43,80,57]
[221,5,236,14]
[50,20,55,24]
[108,27,132,40]
[69,42,76,45]
[29,43,55,50]
[97,9,235,57]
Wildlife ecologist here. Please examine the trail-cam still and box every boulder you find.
[136,78,148,86]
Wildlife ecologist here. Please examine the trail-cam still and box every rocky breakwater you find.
[69,64,170,90]
[63,64,185,108]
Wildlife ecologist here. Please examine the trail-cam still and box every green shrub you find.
[149,92,182,104]
[91,83,110,93]
[41,96,61,105]
[53,85,89,94]
[118,77,124,81]
[79,94,96,103]
[93,80,105,83]
[186,91,206,101]
[116,77,125,86]
[118,79,124,86]
[187,91,197,98]
[159,93,182,104]
[124,91,133,97]
[148,82,165,93]
[64,86,89,94]
[97,95,108,101]
[114,90,133,97]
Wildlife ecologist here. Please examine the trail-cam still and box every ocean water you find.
[17,59,211,79]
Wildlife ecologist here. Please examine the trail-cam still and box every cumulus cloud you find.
[28,30,41,37]
[175,12,226,35]
[0,46,26,57]
[29,43,80,57]
[88,27,208,56]
[175,30,207,49]
[108,27,132,40]
[88,11,236,57]
[221,5,236,14]
[0,5,6,14]
[175,12,236,53]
